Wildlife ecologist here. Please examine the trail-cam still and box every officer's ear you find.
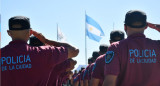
[7,30,12,36]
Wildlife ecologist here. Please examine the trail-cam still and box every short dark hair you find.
[110,30,125,42]
[92,51,100,60]
[125,10,147,28]
[99,44,108,53]
[9,16,31,30]
[88,57,93,63]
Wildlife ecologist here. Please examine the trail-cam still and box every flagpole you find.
[57,23,58,41]
[85,11,87,65]
[113,22,114,30]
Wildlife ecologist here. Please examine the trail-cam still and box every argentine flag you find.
[86,15,105,42]
[57,27,66,42]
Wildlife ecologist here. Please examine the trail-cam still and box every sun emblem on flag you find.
[89,27,93,31]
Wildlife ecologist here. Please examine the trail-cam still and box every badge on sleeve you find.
[105,51,114,64]
[92,63,96,72]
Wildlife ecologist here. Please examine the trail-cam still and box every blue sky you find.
[1,0,160,69]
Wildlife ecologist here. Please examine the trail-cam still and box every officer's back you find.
[116,33,160,86]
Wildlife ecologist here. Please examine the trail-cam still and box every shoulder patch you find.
[92,63,96,72]
[105,51,114,64]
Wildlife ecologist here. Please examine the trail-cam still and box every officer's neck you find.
[12,38,28,42]
[127,28,145,37]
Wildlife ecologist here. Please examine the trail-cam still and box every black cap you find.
[125,10,147,28]
[29,36,44,46]
[110,30,124,42]
[9,16,31,30]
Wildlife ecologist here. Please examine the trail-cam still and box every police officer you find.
[83,51,100,86]
[91,30,124,86]
[103,10,160,86]
[47,59,77,86]
[1,16,79,86]
[29,36,77,86]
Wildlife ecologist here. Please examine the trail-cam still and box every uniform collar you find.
[127,33,145,39]
[9,40,28,45]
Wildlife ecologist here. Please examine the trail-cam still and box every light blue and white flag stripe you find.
[0,14,1,32]
[86,15,105,42]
